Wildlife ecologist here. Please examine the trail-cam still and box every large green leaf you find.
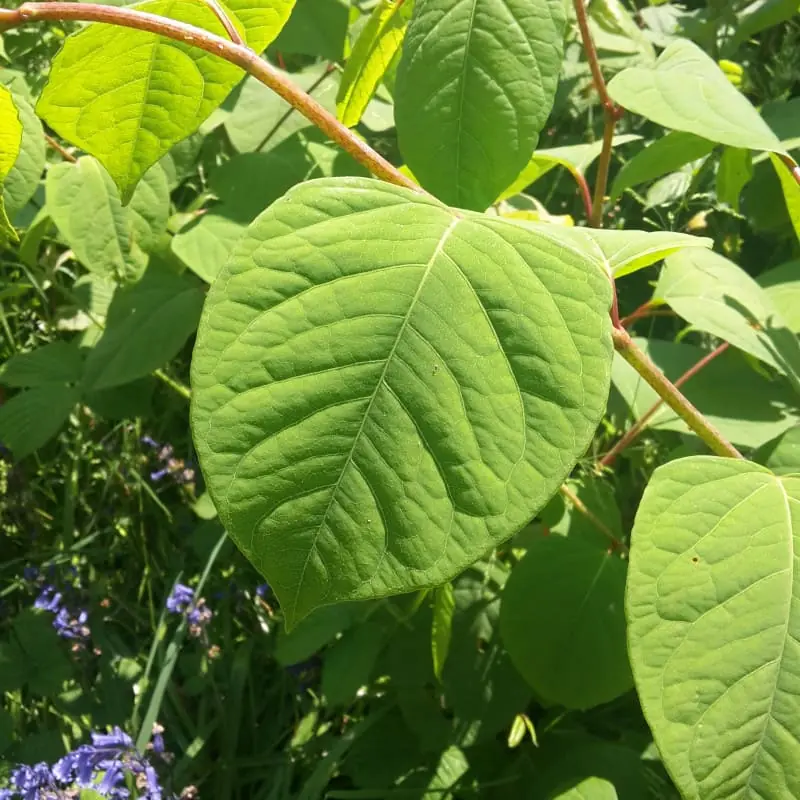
[552,777,618,800]
[627,456,800,799]
[395,0,566,210]
[0,83,22,242]
[191,177,612,625]
[0,342,83,388]
[716,147,753,211]
[38,0,295,202]
[759,259,800,332]
[609,131,715,201]
[82,266,205,390]
[612,337,800,450]
[501,535,632,709]
[656,248,800,388]
[46,157,168,281]
[754,425,800,475]
[608,39,787,155]
[771,153,800,243]
[272,0,349,61]
[336,0,412,128]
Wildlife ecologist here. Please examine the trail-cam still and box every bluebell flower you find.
[186,600,212,628]
[166,584,194,614]
[53,607,90,641]
[33,585,62,613]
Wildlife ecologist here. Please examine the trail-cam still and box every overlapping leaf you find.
[395,0,566,209]
[191,177,612,625]
[0,83,22,242]
[38,0,295,201]
[628,456,800,799]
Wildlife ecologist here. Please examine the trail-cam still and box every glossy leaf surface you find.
[191,178,612,625]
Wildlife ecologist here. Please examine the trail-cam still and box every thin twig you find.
[572,0,623,227]
[565,164,594,222]
[611,328,742,459]
[620,301,677,328]
[777,153,800,188]
[201,0,243,45]
[599,342,730,467]
[45,133,77,163]
[559,484,628,555]
[0,3,420,193]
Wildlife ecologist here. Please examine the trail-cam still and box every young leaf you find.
[656,248,800,389]
[336,0,412,128]
[0,385,79,459]
[82,266,205,391]
[501,535,632,710]
[607,38,787,155]
[191,177,613,626]
[431,582,455,682]
[0,83,22,242]
[609,131,715,201]
[38,0,295,202]
[627,456,800,800]
[499,134,640,203]
[395,0,566,210]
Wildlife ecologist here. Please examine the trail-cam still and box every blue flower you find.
[52,607,90,641]
[166,584,194,614]
[187,600,212,629]
[141,435,159,448]
[33,585,62,613]
[256,583,270,598]
[150,468,170,482]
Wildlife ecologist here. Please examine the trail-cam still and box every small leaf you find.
[627,456,800,800]
[754,425,800,475]
[552,777,619,800]
[322,619,385,707]
[191,177,613,626]
[588,0,655,64]
[656,248,800,388]
[759,258,800,332]
[336,0,412,128]
[507,713,527,748]
[46,157,152,281]
[82,266,205,391]
[38,0,295,202]
[0,385,79,458]
[716,147,753,211]
[500,135,640,203]
[609,131,715,201]
[395,0,566,209]
[0,83,22,242]
[608,38,786,154]
[431,582,455,682]
[501,535,632,710]
[0,342,83,387]
[272,0,349,61]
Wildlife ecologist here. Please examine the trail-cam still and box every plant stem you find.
[153,368,192,401]
[599,342,730,467]
[611,328,742,459]
[201,0,243,45]
[45,132,77,163]
[572,0,623,227]
[559,484,628,554]
[0,2,420,194]
[619,300,676,328]
[566,165,594,222]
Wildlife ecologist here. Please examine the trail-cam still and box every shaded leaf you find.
[628,456,800,799]
[716,147,753,211]
[431,582,455,682]
[758,258,800,332]
[0,385,79,458]
[770,153,800,243]
[272,0,349,60]
[754,425,800,475]
[501,535,632,709]
[191,177,612,626]
[395,0,566,209]
[610,131,715,201]
[551,777,619,800]
[0,342,83,387]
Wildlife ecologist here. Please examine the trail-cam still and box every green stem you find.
[0,2,419,193]
[153,368,191,401]
[611,328,742,459]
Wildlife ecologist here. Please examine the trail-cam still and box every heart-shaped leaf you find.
[628,456,800,799]
[395,0,566,210]
[191,177,612,626]
[38,0,295,202]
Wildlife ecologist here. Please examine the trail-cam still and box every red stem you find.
[599,342,731,467]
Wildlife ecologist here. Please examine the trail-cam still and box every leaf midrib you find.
[289,216,462,620]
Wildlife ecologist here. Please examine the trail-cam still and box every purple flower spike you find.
[141,435,160,448]
[33,585,62,613]
[150,468,170,482]
[166,583,194,614]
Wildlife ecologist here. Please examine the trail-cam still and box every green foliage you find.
[191,177,613,625]
[1,0,800,796]
[628,457,800,799]
[394,0,566,209]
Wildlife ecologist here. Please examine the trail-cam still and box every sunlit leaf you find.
[191,177,612,626]
[628,456,800,799]
[0,83,22,242]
